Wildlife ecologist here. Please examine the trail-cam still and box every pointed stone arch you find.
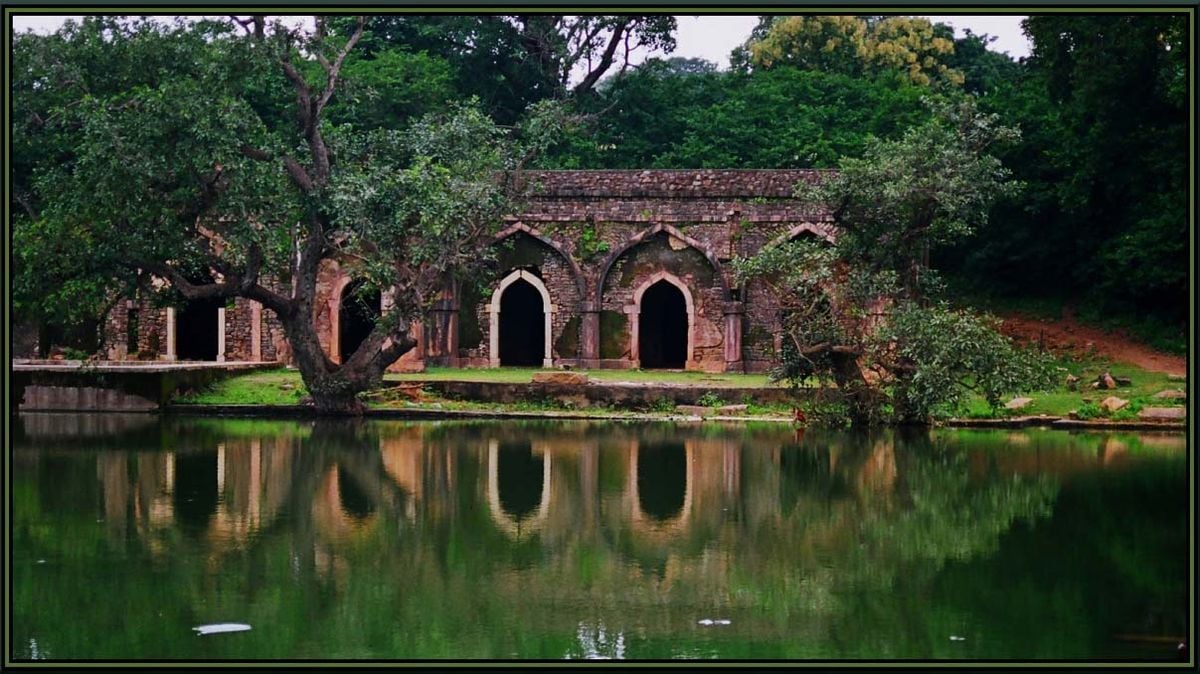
[488,269,555,367]
[494,221,586,297]
[595,223,731,305]
[766,222,837,248]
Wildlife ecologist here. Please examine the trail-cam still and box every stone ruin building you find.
[98,169,836,373]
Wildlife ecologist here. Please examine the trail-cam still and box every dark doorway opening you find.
[497,442,543,522]
[499,278,545,366]
[639,281,687,369]
[174,450,219,536]
[176,298,222,361]
[637,442,686,521]
[339,281,381,363]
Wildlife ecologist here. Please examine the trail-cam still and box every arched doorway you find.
[638,280,688,369]
[488,270,554,367]
[499,279,546,366]
[339,281,381,363]
[176,298,222,361]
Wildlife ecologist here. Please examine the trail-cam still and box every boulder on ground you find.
[532,371,590,385]
[1154,389,1186,401]
[1005,397,1033,410]
[716,404,749,414]
[1098,396,1128,413]
[1100,373,1118,390]
[676,405,709,417]
[1137,407,1186,422]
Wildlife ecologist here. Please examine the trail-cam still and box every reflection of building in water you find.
[93,437,297,558]
[486,439,552,538]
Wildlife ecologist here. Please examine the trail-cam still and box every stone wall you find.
[96,170,832,372]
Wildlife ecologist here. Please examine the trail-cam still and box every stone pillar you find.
[164,307,177,361]
[250,301,262,362]
[723,301,745,373]
[426,298,459,366]
[579,300,601,367]
[217,307,227,362]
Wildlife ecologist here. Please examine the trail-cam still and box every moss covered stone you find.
[457,282,485,350]
[555,315,581,358]
[599,310,629,359]
[614,232,715,289]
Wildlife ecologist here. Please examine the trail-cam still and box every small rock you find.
[716,404,749,414]
[1100,373,1118,390]
[1154,389,1186,401]
[279,383,294,390]
[1138,407,1186,421]
[193,623,252,635]
[1167,374,1187,382]
[1065,374,1080,390]
[531,371,589,385]
[1005,397,1034,410]
[677,405,709,417]
[1099,396,1128,413]
[1090,381,1101,389]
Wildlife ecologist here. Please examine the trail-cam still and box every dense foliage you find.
[736,101,1057,424]
[12,16,564,413]
[11,13,1188,410]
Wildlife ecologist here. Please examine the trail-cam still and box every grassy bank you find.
[958,356,1185,421]
[172,360,1184,423]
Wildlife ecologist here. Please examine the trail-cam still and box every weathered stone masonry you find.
[107,170,834,372]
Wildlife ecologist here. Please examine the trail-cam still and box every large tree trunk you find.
[277,307,411,416]
[831,351,880,426]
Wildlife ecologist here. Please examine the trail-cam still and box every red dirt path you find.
[997,310,1186,376]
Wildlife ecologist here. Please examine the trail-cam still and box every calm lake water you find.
[10,414,1189,662]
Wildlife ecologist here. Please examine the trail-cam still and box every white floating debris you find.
[697,619,732,627]
[36,559,46,564]
[697,619,714,626]
[949,635,966,642]
[193,623,252,635]
[714,619,732,626]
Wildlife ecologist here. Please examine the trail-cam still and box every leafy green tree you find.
[737,99,1054,424]
[743,15,964,87]
[943,14,1187,345]
[337,15,677,123]
[544,63,932,169]
[15,16,562,413]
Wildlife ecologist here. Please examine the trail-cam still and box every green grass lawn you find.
[173,368,309,405]
[384,366,778,387]
[170,359,1184,424]
[958,356,1185,420]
